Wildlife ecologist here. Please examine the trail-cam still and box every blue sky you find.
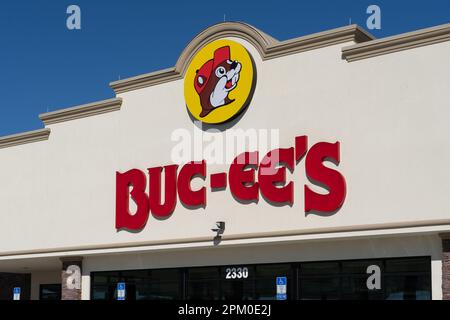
[0,0,449,136]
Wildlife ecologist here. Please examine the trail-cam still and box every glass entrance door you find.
[185,264,292,300]
[219,266,254,300]
[186,266,256,300]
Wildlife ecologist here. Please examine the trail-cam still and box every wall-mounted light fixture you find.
[212,221,225,236]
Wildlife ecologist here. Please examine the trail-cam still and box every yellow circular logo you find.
[184,39,256,124]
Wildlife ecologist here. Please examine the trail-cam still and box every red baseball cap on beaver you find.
[194,46,230,94]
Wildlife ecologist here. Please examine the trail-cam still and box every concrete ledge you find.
[39,98,122,125]
[0,128,50,149]
[342,23,450,62]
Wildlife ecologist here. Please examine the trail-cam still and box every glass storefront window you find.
[187,267,221,300]
[39,284,61,300]
[341,260,383,274]
[220,279,254,300]
[341,275,383,300]
[91,268,183,300]
[299,276,340,300]
[385,257,430,273]
[255,264,292,300]
[135,281,181,300]
[90,256,431,300]
[301,262,340,275]
[92,286,108,300]
[384,275,431,300]
[187,280,220,300]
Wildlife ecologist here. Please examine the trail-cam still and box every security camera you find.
[211,221,225,235]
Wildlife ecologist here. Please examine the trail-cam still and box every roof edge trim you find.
[39,97,122,125]
[0,128,51,149]
[342,22,450,62]
[110,22,374,94]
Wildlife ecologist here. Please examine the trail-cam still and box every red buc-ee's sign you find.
[116,136,347,231]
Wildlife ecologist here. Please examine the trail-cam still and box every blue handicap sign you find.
[117,282,126,300]
[276,277,287,300]
[277,277,287,286]
[13,287,21,300]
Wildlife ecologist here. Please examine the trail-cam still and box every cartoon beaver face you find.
[194,46,242,118]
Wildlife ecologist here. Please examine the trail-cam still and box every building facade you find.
[0,21,450,300]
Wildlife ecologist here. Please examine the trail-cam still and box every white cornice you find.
[110,22,375,94]
[0,128,50,149]
[342,23,450,62]
[39,97,122,125]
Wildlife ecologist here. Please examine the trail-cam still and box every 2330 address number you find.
[225,267,249,279]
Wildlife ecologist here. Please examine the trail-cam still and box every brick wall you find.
[442,238,450,300]
[61,258,82,300]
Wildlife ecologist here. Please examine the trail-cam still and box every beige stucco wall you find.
[0,35,449,255]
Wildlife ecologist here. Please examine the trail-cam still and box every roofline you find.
[0,22,375,150]
[342,22,450,62]
[3,22,450,150]
[109,22,374,94]
[39,97,122,126]
[0,128,50,149]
